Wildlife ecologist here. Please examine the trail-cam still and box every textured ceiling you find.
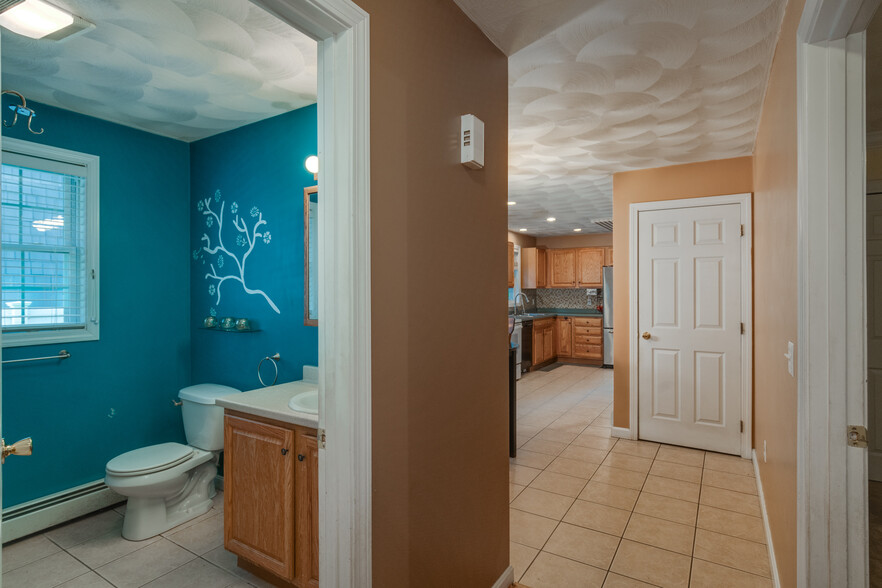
[456,0,787,236]
[1,0,317,142]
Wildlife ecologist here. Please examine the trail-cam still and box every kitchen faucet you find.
[515,292,530,316]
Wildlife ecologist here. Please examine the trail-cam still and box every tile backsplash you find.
[535,287,602,310]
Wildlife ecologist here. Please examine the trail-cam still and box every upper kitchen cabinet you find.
[577,248,604,287]
[507,241,515,288]
[604,247,613,267]
[522,247,547,289]
[549,249,577,287]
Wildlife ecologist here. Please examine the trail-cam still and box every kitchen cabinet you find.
[572,317,603,360]
[507,241,515,288]
[521,247,547,289]
[604,247,614,267]
[224,413,319,587]
[557,317,573,358]
[577,248,604,287]
[532,318,555,366]
[548,249,577,287]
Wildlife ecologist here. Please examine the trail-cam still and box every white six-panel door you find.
[637,202,743,455]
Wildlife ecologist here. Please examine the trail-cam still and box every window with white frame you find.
[0,138,99,347]
[508,243,521,309]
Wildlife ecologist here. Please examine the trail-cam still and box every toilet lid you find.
[106,442,194,476]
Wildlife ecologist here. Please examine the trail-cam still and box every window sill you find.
[2,326,99,348]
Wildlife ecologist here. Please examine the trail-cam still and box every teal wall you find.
[1,100,191,507]
[189,104,318,390]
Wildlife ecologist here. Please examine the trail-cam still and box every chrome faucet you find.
[515,292,530,316]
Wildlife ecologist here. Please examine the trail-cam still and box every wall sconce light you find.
[305,155,318,181]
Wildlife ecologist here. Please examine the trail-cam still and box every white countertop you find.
[217,380,319,429]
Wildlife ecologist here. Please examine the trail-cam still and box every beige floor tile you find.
[697,505,766,544]
[602,453,653,474]
[521,438,569,457]
[546,457,599,479]
[543,522,621,570]
[700,485,762,517]
[202,547,278,588]
[641,475,701,503]
[655,445,705,468]
[582,426,612,437]
[140,558,243,588]
[510,508,559,549]
[56,572,115,588]
[603,572,657,587]
[514,450,556,470]
[520,551,607,588]
[702,469,758,495]
[591,465,647,490]
[634,493,698,526]
[704,453,755,477]
[2,534,61,572]
[512,488,575,520]
[563,500,631,536]
[648,460,702,484]
[165,511,224,555]
[2,551,89,588]
[44,510,124,549]
[530,470,590,498]
[518,435,533,448]
[610,440,659,460]
[510,542,539,582]
[689,559,773,588]
[623,512,694,555]
[511,483,527,502]
[536,428,580,444]
[560,445,610,464]
[95,538,197,588]
[67,529,161,568]
[511,464,543,486]
[610,539,691,588]
[571,434,617,451]
[694,529,771,578]
[579,481,640,511]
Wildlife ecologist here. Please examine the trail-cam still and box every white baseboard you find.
[2,480,124,544]
[752,450,780,588]
[491,565,514,588]
[611,426,631,439]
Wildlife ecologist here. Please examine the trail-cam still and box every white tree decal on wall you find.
[199,191,280,314]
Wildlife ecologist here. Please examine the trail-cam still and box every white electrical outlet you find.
[785,341,794,376]
[763,440,767,463]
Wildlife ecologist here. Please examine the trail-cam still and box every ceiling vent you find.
[592,218,613,232]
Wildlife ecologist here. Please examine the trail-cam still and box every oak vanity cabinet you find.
[224,413,319,588]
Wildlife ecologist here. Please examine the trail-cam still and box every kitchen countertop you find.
[217,380,319,429]
[512,309,603,322]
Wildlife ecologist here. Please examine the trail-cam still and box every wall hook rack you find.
[2,90,43,135]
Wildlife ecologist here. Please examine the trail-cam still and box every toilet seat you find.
[106,442,194,477]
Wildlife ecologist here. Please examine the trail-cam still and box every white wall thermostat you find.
[460,114,484,170]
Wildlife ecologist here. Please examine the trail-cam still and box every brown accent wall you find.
[536,233,613,248]
[509,230,537,249]
[611,157,754,429]
[752,0,804,584]
[357,0,510,586]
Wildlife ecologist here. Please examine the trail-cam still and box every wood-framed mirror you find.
[304,185,318,326]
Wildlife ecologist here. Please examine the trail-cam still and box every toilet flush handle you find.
[171,399,182,407]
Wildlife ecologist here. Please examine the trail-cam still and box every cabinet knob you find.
[281,448,289,455]
[297,454,305,462]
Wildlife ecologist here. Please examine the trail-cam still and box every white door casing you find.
[637,202,744,455]
[629,193,752,459]
[867,191,882,481]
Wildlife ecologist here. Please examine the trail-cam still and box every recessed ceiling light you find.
[507,201,516,206]
[519,228,527,232]
[574,228,582,232]
[547,217,556,222]
[0,0,74,39]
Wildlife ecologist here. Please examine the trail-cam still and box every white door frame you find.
[796,0,879,585]
[249,1,371,585]
[628,193,753,459]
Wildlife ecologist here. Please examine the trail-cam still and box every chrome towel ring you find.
[258,353,281,387]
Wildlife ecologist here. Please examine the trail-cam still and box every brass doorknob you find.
[642,332,651,340]
[1,437,32,464]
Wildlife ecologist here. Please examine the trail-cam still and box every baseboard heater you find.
[2,480,124,544]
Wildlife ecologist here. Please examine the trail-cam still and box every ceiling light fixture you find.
[507,201,516,206]
[546,217,556,222]
[574,228,582,232]
[0,0,91,41]
[519,228,527,232]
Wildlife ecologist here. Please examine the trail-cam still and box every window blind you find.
[1,152,87,332]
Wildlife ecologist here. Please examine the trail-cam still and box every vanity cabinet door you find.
[295,431,320,588]
[224,415,297,583]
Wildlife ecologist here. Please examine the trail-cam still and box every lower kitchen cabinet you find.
[572,317,603,361]
[532,318,555,366]
[557,317,573,358]
[224,413,319,587]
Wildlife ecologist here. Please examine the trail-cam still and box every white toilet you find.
[105,384,241,541]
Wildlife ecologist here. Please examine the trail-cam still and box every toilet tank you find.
[178,384,241,451]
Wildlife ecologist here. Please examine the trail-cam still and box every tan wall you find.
[358,0,510,586]
[509,230,537,248]
[752,0,804,584]
[536,233,613,248]
[611,157,754,429]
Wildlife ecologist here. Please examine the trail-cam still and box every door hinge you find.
[318,428,327,449]
[847,425,868,448]
[740,420,744,433]
[741,322,745,334]
[740,224,745,236]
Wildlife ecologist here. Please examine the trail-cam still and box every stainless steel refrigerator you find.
[602,266,613,367]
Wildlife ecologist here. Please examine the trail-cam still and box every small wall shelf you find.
[199,327,262,333]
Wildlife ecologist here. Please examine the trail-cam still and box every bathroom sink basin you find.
[288,389,318,414]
